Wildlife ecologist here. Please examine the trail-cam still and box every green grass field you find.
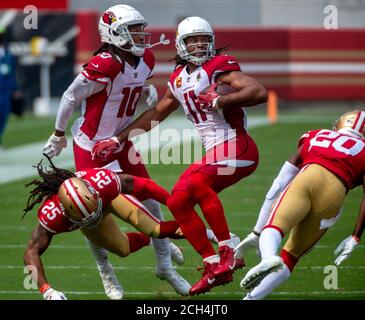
[0,111,364,300]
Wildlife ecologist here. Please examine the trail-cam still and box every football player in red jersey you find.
[23,157,187,300]
[92,16,267,295]
[40,5,189,296]
[237,110,365,300]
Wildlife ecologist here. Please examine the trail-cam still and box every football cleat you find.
[99,262,124,300]
[170,242,185,265]
[189,262,233,296]
[156,266,191,296]
[211,245,245,278]
[240,256,283,290]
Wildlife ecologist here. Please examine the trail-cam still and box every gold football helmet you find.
[58,178,103,227]
[333,109,365,139]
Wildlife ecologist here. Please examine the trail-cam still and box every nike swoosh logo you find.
[227,60,236,64]
[229,261,236,270]
[213,159,255,167]
[91,63,99,68]
[207,278,215,285]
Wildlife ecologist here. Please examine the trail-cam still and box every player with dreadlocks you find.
[23,156,186,300]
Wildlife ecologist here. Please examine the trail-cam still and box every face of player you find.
[125,24,148,48]
[184,35,211,57]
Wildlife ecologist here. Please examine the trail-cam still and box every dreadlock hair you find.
[82,43,124,68]
[170,46,229,68]
[22,155,76,218]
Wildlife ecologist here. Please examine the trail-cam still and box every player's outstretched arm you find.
[334,175,365,265]
[116,88,180,143]
[116,174,170,205]
[92,88,180,162]
[23,224,67,300]
[42,74,105,159]
[235,150,301,259]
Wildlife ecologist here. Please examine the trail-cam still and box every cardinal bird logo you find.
[102,11,117,25]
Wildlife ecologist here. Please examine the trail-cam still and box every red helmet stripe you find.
[357,112,365,134]
[352,111,365,132]
[64,179,92,218]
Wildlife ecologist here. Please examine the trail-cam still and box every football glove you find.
[234,231,260,259]
[91,137,125,162]
[42,287,67,300]
[196,83,220,110]
[143,84,158,106]
[334,235,359,266]
[41,133,67,159]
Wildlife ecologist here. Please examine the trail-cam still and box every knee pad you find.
[280,249,298,272]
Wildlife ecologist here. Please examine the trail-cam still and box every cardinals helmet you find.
[58,178,103,227]
[333,109,365,139]
[98,4,150,56]
[176,16,215,65]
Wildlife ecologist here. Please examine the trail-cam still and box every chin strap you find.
[148,33,170,48]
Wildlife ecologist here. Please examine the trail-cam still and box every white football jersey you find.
[168,55,247,150]
[71,50,154,151]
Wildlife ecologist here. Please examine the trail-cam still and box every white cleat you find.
[156,266,191,296]
[99,262,124,300]
[234,232,260,260]
[170,242,185,265]
[240,256,283,290]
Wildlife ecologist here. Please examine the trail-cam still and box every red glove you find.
[196,83,220,110]
[91,137,124,162]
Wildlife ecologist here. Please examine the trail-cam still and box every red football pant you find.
[168,134,259,259]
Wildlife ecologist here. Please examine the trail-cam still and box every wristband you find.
[39,283,51,294]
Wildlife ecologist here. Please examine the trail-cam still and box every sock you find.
[143,199,172,271]
[159,220,184,239]
[126,232,151,254]
[133,177,170,205]
[260,227,283,259]
[244,264,291,300]
[206,229,237,244]
[167,190,216,259]
[84,237,109,271]
[190,174,230,242]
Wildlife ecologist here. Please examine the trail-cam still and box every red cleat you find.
[189,262,233,296]
[212,245,245,278]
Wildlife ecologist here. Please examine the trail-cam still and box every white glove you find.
[43,287,67,300]
[234,231,260,259]
[42,133,67,159]
[143,84,158,106]
[334,235,359,266]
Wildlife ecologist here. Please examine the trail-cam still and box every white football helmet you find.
[58,178,103,228]
[98,4,150,57]
[333,109,365,139]
[176,16,215,65]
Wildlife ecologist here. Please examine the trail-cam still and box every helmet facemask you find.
[177,33,215,65]
[111,22,151,57]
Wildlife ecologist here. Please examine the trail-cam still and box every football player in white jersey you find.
[41,4,191,297]
[92,16,267,295]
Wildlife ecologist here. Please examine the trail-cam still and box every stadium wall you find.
[75,12,365,101]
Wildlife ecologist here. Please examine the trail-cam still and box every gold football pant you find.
[267,164,347,259]
[81,194,161,257]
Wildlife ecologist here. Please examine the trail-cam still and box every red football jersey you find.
[37,169,121,234]
[299,129,365,189]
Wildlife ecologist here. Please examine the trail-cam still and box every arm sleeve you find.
[55,74,105,132]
